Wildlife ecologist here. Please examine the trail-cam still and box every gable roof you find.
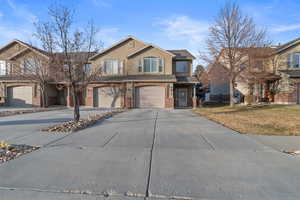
[276,38,300,54]
[127,44,175,58]
[0,40,50,60]
[89,36,148,60]
[167,49,196,60]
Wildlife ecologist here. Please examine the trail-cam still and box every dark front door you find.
[177,88,188,107]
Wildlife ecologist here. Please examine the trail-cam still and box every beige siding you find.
[274,45,300,70]
[127,47,173,75]
[91,39,146,75]
[0,42,26,60]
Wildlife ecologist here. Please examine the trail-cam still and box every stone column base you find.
[192,97,197,109]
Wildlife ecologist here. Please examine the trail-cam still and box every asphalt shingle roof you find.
[167,50,195,60]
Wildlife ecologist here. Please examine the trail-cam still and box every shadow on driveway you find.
[0,118,71,126]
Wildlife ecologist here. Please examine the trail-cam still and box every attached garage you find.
[93,86,122,108]
[135,86,165,108]
[7,86,33,107]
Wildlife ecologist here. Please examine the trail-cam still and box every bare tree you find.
[205,2,269,106]
[35,4,102,121]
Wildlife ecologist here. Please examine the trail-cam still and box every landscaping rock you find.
[0,144,40,164]
[42,109,124,133]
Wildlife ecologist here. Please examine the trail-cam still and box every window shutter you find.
[21,60,25,73]
[101,60,106,74]
[159,58,164,72]
[287,54,291,68]
[119,61,124,74]
[292,53,298,68]
[7,63,10,75]
[138,59,143,72]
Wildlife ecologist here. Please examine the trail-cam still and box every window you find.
[23,58,40,73]
[84,63,92,73]
[104,59,118,74]
[288,53,300,68]
[176,61,189,72]
[0,60,6,75]
[143,57,159,72]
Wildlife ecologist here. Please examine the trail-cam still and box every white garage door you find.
[135,86,165,108]
[94,87,122,108]
[7,86,33,107]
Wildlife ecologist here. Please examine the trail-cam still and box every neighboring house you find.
[208,38,300,104]
[0,36,197,108]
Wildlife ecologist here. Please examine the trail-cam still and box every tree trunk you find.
[71,84,80,122]
[40,84,48,108]
[229,78,235,107]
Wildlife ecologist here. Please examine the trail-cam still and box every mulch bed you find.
[42,109,124,133]
[0,106,66,117]
[0,144,40,164]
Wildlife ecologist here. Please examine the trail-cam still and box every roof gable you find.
[89,36,148,60]
[167,49,195,60]
[276,38,300,54]
[127,44,175,58]
[0,40,49,60]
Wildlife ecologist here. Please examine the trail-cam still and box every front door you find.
[177,88,188,107]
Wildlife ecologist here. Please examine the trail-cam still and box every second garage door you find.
[7,86,33,107]
[135,86,165,108]
[94,87,122,108]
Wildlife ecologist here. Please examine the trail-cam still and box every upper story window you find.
[288,53,300,68]
[176,61,189,73]
[84,63,92,73]
[104,59,120,74]
[0,60,6,75]
[22,58,40,73]
[139,57,164,73]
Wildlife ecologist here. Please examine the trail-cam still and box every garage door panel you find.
[136,86,165,108]
[94,87,121,108]
[8,86,33,107]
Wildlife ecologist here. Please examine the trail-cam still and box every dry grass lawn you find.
[194,104,300,136]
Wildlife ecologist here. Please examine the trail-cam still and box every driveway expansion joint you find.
[102,131,120,147]
[199,134,215,151]
[145,111,158,199]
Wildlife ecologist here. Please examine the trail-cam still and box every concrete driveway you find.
[1,109,300,200]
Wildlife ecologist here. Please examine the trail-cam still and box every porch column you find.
[125,82,133,109]
[192,84,197,109]
[66,86,73,107]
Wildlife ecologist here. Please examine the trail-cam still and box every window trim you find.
[104,59,119,75]
[22,58,41,73]
[288,52,300,68]
[141,56,164,73]
[0,60,6,75]
[143,56,159,73]
[175,61,189,73]
[84,63,92,73]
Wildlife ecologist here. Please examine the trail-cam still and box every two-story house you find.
[0,36,197,108]
[208,38,300,105]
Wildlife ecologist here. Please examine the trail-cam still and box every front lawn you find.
[194,104,300,136]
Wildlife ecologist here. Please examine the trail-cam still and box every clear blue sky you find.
[1,0,300,64]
